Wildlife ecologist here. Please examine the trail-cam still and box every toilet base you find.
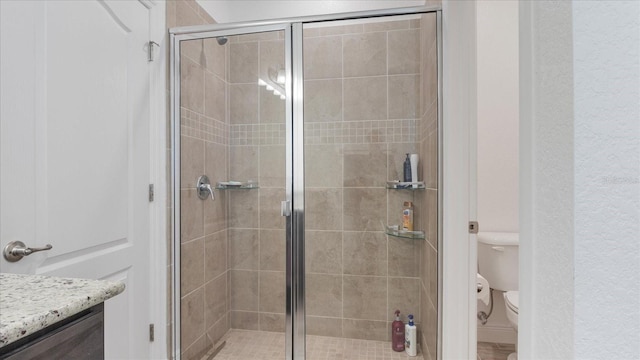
[507,352,517,360]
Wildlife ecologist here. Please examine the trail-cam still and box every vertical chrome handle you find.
[281,200,291,217]
[197,175,215,201]
[3,241,53,262]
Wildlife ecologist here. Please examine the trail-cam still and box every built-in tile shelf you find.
[216,181,259,190]
[384,225,425,240]
[386,181,426,190]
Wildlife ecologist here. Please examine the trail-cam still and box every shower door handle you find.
[197,175,215,201]
[281,201,291,217]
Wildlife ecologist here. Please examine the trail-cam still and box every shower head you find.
[216,37,228,46]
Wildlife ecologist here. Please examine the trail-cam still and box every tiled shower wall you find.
[417,13,439,360]
[167,1,230,359]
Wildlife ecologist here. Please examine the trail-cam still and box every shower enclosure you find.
[170,6,442,360]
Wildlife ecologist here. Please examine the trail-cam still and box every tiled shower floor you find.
[207,329,425,360]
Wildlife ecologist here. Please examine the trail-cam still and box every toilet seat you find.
[505,291,519,314]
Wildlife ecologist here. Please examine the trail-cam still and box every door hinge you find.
[149,184,155,202]
[149,323,155,342]
[469,221,479,234]
[148,41,159,62]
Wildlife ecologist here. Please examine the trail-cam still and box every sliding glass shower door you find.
[171,8,440,360]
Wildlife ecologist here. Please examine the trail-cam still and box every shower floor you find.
[207,329,425,360]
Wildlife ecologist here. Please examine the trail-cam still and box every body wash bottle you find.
[405,314,417,356]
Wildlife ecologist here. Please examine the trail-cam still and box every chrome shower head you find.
[216,37,228,46]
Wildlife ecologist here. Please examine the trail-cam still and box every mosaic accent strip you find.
[229,120,418,146]
[180,107,228,145]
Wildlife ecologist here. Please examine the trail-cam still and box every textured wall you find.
[519,1,574,359]
[573,1,640,358]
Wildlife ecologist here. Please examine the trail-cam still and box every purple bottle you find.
[392,310,405,351]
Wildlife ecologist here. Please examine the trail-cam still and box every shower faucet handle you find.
[197,175,215,201]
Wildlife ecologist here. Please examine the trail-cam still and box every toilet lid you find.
[505,291,519,314]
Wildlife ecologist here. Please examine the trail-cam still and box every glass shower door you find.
[301,13,439,359]
[174,26,291,359]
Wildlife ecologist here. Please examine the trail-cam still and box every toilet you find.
[477,232,519,360]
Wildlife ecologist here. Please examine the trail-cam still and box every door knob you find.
[3,241,53,262]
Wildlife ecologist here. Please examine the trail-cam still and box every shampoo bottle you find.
[403,154,411,183]
[402,201,414,231]
[405,314,417,356]
[391,310,405,352]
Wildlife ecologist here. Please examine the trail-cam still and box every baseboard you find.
[477,325,516,344]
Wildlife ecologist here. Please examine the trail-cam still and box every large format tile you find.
[343,231,387,276]
[205,231,227,281]
[229,229,259,270]
[259,271,285,313]
[305,144,343,188]
[343,32,387,77]
[305,273,342,317]
[343,188,386,231]
[181,238,205,296]
[306,188,343,230]
[260,229,285,271]
[343,275,387,320]
[388,29,420,75]
[304,79,343,123]
[344,77,387,121]
[229,270,259,311]
[229,42,258,84]
[343,144,387,187]
[303,36,343,80]
[305,230,342,274]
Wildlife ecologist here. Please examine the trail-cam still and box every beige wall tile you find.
[303,24,363,38]
[304,79,343,123]
[259,188,286,230]
[229,42,258,84]
[181,238,205,295]
[389,74,420,119]
[203,38,226,80]
[343,32,387,77]
[260,229,285,271]
[228,191,259,229]
[260,87,285,124]
[204,191,226,235]
[181,136,204,189]
[387,143,420,183]
[259,271,285,313]
[205,142,227,184]
[259,145,285,187]
[343,144,387,187]
[229,84,258,124]
[205,274,227,328]
[342,319,388,341]
[303,36,343,79]
[343,276,386,320]
[207,314,229,347]
[306,188,343,230]
[388,236,420,277]
[388,29,420,75]
[426,242,437,307]
[425,298,437,360]
[306,316,343,337]
[181,189,203,242]
[181,287,205,349]
[426,189,437,250]
[343,231,387,276]
[260,313,285,332]
[181,57,204,114]
[305,144,343,188]
[344,77,387,121]
[229,145,258,182]
[175,0,205,27]
[204,73,226,122]
[258,39,285,81]
[205,232,227,281]
[229,270,259,311]
[388,277,421,323]
[229,229,259,270]
[230,311,260,330]
[181,335,209,360]
[305,231,342,274]
[343,188,386,231]
[182,39,203,68]
[363,20,411,33]
[306,274,342,317]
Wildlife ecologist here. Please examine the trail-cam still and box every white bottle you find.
[410,154,419,188]
[405,314,417,356]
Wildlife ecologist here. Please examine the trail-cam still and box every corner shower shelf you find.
[384,225,425,240]
[386,181,425,190]
[215,181,259,190]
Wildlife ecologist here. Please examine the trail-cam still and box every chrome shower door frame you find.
[170,6,443,360]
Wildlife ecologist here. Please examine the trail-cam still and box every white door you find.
[0,1,152,358]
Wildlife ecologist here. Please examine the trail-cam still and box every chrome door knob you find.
[3,241,53,262]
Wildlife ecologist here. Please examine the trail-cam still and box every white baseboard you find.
[477,325,516,344]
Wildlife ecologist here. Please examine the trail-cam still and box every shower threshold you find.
[203,329,425,360]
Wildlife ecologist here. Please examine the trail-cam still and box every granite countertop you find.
[0,273,125,348]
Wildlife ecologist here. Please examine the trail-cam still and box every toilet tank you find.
[477,232,519,291]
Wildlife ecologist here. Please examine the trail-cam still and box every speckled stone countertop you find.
[0,273,125,348]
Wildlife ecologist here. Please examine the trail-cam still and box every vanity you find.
[0,273,125,359]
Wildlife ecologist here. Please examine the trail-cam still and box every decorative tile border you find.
[181,107,228,145]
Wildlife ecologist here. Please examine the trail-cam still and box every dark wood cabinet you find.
[0,304,104,360]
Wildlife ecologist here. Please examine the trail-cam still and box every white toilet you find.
[477,232,519,360]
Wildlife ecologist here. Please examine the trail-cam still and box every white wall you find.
[573,1,639,358]
[475,0,519,345]
[520,1,640,359]
[476,0,519,233]
[196,0,428,23]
